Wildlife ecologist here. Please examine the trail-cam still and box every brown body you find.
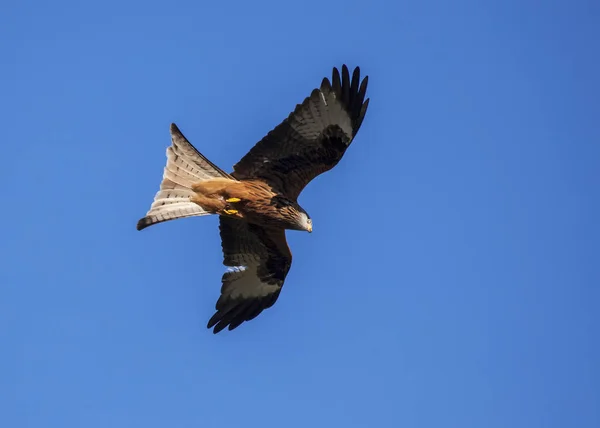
[191,178,306,231]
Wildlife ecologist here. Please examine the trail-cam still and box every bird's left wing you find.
[231,65,370,200]
[207,217,292,333]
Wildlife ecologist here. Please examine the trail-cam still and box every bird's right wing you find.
[207,217,292,333]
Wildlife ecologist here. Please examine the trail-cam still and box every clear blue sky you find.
[2,0,598,427]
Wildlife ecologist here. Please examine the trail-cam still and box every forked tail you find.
[136,123,233,231]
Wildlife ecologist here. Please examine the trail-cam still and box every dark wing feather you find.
[207,217,292,334]
[231,65,369,200]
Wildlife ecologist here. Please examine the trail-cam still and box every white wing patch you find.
[319,91,328,106]
[226,265,248,273]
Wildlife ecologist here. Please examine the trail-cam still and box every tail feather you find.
[165,144,220,186]
[136,123,233,231]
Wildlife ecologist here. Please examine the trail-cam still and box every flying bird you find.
[137,65,370,333]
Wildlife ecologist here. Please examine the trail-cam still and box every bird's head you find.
[270,196,313,233]
[297,211,313,233]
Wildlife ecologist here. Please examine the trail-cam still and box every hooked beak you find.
[307,223,313,233]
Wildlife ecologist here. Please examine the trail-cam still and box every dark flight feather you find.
[231,65,370,200]
[207,217,292,333]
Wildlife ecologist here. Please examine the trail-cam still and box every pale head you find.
[298,212,313,233]
[271,195,313,233]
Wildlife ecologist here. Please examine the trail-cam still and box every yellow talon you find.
[226,197,241,203]
[223,209,238,215]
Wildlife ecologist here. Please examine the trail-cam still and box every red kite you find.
[137,65,370,333]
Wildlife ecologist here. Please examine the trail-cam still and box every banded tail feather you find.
[136,123,233,231]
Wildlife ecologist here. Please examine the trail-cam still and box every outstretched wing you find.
[207,217,292,334]
[231,65,370,200]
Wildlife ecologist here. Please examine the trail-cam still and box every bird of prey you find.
[137,65,370,333]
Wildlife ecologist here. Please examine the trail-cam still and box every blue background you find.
[2,1,598,427]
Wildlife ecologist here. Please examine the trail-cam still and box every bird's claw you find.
[226,197,241,203]
[223,209,238,215]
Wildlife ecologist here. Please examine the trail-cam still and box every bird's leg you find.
[223,196,241,214]
[190,194,226,214]
[222,199,239,215]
